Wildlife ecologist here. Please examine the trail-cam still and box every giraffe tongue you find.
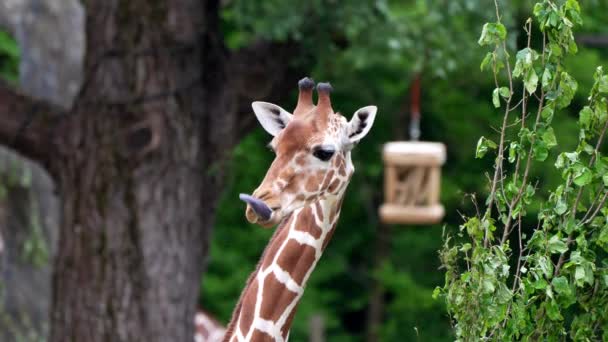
[239,194,272,221]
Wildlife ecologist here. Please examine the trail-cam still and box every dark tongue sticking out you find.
[239,193,272,221]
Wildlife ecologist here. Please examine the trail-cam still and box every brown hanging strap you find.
[409,73,421,141]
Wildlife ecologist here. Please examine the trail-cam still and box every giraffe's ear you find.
[347,106,377,144]
[252,101,293,136]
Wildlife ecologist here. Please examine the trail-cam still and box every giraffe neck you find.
[224,195,345,342]
[195,311,227,342]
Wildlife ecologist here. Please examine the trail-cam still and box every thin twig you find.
[486,0,515,247]
[582,191,608,226]
[555,118,608,276]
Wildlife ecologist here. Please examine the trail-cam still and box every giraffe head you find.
[240,77,376,227]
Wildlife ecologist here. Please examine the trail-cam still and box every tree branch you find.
[230,40,304,140]
[576,35,608,47]
[0,80,65,165]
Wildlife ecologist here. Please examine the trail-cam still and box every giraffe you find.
[195,310,227,342]
[224,77,377,342]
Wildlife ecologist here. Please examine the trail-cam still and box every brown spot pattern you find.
[304,206,322,233]
[320,176,331,190]
[261,219,292,270]
[295,153,307,166]
[281,167,295,181]
[259,273,298,322]
[328,179,341,193]
[314,202,324,222]
[305,175,318,192]
[322,170,334,188]
[239,278,258,334]
[250,329,274,342]
[281,304,300,339]
[276,240,317,285]
[294,206,323,239]
[338,160,346,176]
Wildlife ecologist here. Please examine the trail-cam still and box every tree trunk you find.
[0,1,299,340]
[48,1,219,340]
[50,111,209,341]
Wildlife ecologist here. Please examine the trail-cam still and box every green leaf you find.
[574,266,586,285]
[538,256,553,278]
[496,283,512,303]
[551,276,570,295]
[525,69,539,94]
[492,88,501,108]
[556,72,578,109]
[460,243,472,252]
[579,106,593,129]
[548,235,568,254]
[598,225,608,251]
[482,279,495,293]
[541,106,554,122]
[492,87,511,108]
[513,48,539,79]
[478,22,507,46]
[542,127,557,148]
[542,67,553,89]
[491,87,510,108]
[432,286,441,300]
[476,136,497,158]
[499,87,510,98]
[603,174,608,187]
[0,31,19,58]
[573,167,592,186]
[533,278,548,290]
[508,142,519,163]
[599,75,608,94]
[533,140,549,161]
[480,52,493,71]
[596,100,607,125]
[546,299,563,321]
[554,198,568,215]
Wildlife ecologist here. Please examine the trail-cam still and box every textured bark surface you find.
[0,0,300,340]
[48,1,212,340]
[0,1,81,339]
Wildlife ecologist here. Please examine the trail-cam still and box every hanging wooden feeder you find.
[379,74,446,225]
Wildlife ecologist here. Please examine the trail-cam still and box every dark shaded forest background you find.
[1,0,607,341]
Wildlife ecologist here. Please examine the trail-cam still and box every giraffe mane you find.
[223,213,294,339]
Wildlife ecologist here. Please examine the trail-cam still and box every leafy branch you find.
[437,0,608,340]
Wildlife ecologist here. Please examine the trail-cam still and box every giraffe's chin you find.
[245,210,280,228]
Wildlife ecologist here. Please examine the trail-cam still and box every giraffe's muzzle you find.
[239,193,274,224]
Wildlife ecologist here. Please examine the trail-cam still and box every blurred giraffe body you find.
[195,311,226,342]
[223,77,377,341]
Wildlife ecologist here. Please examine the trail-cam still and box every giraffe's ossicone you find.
[225,77,376,342]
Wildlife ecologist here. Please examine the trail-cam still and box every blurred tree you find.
[0,0,298,341]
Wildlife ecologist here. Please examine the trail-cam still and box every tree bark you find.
[47,0,211,339]
[0,0,300,341]
[0,81,64,167]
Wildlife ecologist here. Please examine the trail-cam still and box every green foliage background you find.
[202,1,608,341]
[0,30,18,84]
[1,1,607,341]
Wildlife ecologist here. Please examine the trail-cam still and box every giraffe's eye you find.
[312,147,335,161]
